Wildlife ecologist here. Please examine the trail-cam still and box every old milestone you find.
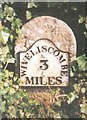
[15,16,76,87]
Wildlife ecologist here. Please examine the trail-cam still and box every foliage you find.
[78,16,87,37]
[0,2,86,119]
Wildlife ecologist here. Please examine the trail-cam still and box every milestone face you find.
[20,39,69,86]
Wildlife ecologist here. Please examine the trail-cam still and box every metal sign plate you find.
[19,39,69,86]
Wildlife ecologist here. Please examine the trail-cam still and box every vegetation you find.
[0,2,87,119]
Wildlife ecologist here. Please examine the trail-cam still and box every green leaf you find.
[9,72,14,78]
[0,90,6,96]
[28,1,37,8]
[81,88,85,93]
[7,57,15,64]
[1,101,6,112]
[15,18,22,27]
[78,16,85,23]
[80,103,87,115]
[0,46,10,63]
[26,11,32,20]
[9,88,16,94]
[74,84,78,91]
[4,5,15,17]
[77,54,87,71]
[67,92,78,104]
[9,34,14,42]
[55,100,61,107]
[84,32,87,38]
[4,82,9,87]
[1,32,10,44]
[11,18,22,30]
[8,105,16,118]
[0,27,10,44]
[13,92,20,99]
[2,27,9,33]
[13,76,19,83]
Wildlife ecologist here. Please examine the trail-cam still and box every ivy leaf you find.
[84,32,87,38]
[77,54,87,71]
[15,18,22,28]
[28,1,37,8]
[26,11,32,20]
[7,57,15,64]
[1,27,10,44]
[9,34,14,42]
[1,101,6,112]
[54,97,61,107]
[8,105,16,118]
[0,46,9,62]
[0,89,8,95]
[67,92,78,104]
[9,88,16,94]
[11,18,22,30]
[80,103,87,115]
[81,88,85,93]
[4,82,9,88]
[78,16,85,23]
[4,5,15,17]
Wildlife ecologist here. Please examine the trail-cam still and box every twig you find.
[55,94,67,100]
[4,62,8,70]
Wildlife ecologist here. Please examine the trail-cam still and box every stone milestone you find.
[15,16,76,87]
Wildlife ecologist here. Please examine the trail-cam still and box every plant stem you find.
[4,62,8,70]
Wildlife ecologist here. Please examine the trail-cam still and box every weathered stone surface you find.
[15,16,77,87]
[15,16,76,62]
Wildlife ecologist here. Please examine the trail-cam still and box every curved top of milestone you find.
[15,16,76,62]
